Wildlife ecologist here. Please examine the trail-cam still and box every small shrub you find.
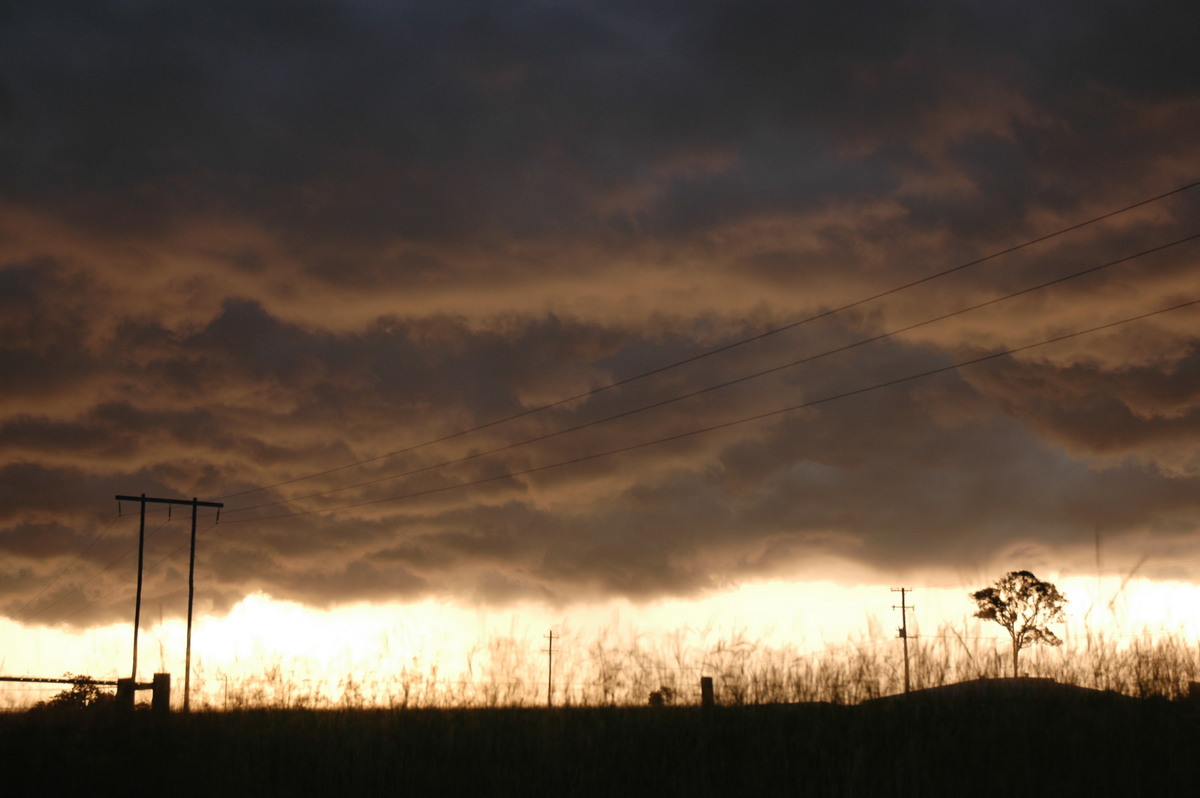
[30,674,114,712]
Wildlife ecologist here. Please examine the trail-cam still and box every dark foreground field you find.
[4,681,1198,797]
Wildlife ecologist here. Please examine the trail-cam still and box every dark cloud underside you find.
[2,1,1198,625]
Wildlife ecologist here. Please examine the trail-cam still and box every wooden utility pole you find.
[543,629,558,708]
[129,494,147,684]
[892,587,914,693]
[116,494,222,711]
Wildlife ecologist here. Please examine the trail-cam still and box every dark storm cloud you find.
[0,1,1150,239]
[2,1,1199,625]
[963,347,1200,467]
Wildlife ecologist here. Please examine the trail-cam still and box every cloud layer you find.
[2,1,1199,626]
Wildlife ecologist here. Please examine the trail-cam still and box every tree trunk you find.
[1011,640,1019,678]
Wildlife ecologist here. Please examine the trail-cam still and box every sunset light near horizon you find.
[2,2,1199,709]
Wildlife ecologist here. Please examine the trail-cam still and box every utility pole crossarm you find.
[115,495,224,509]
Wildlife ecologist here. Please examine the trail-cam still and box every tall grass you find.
[171,621,1200,711]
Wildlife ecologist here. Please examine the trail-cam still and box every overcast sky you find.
[2,1,1198,629]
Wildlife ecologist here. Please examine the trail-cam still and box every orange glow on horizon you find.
[3,575,1199,709]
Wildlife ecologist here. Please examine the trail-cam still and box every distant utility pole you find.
[543,629,558,708]
[892,587,914,694]
[116,494,223,712]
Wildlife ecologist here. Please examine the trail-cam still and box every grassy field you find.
[3,687,1198,797]
[5,627,1199,795]
[170,622,1200,709]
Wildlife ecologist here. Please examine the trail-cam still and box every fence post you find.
[700,676,714,708]
[117,678,135,711]
[152,673,171,715]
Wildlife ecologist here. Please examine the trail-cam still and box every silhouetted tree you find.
[971,570,1067,678]
[31,673,113,712]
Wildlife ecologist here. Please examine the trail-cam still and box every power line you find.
[19,184,1197,628]
[20,501,221,629]
[21,515,176,625]
[223,229,1200,516]
[29,520,219,629]
[217,178,1200,502]
[12,513,122,619]
[221,295,1200,522]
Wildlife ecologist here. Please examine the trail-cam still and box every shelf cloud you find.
[2,1,1198,626]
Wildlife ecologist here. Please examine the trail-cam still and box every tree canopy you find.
[971,570,1067,678]
[31,674,113,712]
